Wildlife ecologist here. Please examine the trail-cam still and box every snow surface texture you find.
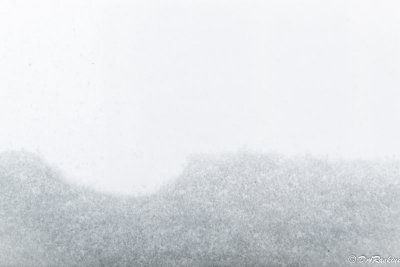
[1,151,400,266]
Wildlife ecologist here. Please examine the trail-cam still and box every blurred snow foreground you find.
[0,151,400,266]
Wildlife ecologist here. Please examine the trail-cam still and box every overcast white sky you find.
[1,0,400,194]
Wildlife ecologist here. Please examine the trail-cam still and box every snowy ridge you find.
[0,151,399,266]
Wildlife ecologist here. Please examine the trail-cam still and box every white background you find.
[1,0,400,194]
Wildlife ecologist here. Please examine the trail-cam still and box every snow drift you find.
[0,151,399,266]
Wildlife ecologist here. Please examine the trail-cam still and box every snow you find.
[1,151,399,266]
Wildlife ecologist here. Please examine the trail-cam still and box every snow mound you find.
[1,151,399,266]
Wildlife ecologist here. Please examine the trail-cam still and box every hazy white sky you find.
[1,0,400,194]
